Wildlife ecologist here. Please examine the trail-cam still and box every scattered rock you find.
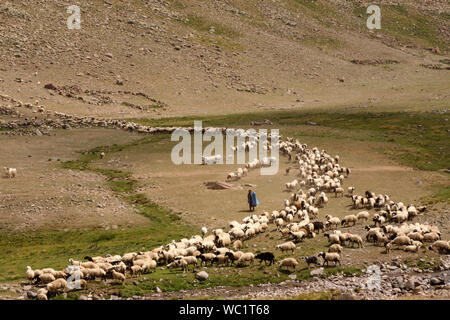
[310,268,324,277]
[44,83,57,90]
[196,271,209,281]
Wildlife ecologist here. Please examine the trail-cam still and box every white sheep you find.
[36,288,48,300]
[26,266,34,283]
[3,167,17,178]
[318,252,341,266]
[109,268,125,281]
[47,278,67,294]
[279,257,298,270]
[356,211,369,223]
[39,273,55,284]
[341,215,357,227]
[275,241,296,254]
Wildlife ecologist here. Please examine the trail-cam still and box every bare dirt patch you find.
[0,128,147,231]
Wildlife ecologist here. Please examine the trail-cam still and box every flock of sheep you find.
[20,134,449,300]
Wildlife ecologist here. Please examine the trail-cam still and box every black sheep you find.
[313,221,324,233]
[254,252,275,265]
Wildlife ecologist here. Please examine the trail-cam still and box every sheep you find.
[142,260,157,273]
[121,252,138,265]
[68,258,82,266]
[215,248,230,255]
[407,232,424,242]
[301,256,320,269]
[428,240,450,254]
[372,232,389,246]
[236,252,255,266]
[356,211,370,223]
[66,279,88,291]
[199,253,216,266]
[392,211,408,224]
[109,270,126,283]
[423,232,441,242]
[275,218,284,229]
[347,187,355,195]
[47,278,67,294]
[347,234,364,248]
[312,221,325,234]
[36,288,48,300]
[200,240,216,252]
[373,214,386,227]
[254,252,275,265]
[341,215,357,227]
[130,265,142,277]
[39,273,56,284]
[26,266,34,283]
[229,228,245,240]
[201,227,207,236]
[91,268,108,280]
[318,252,341,267]
[100,152,105,159]
[224,251,243,265]
[338,232,350,246]
[232,240,243,251]
[276,241,296,254]
[403,243,421,253]
[389,235,412,248]
[385,242,392,253]
[212,255,229,266]
[279,258,298,270]
[81,261,98,269]
[328,244,343,253]
[334,187,344,198]
[324,233,340,245]
[215,233,231,247]
[54,270,67,279]
[167,259,189,272]
[3,167,17,178]
[324,215,340,229]
[289,231,306,242]
[176,256,198,269]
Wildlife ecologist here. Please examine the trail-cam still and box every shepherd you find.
[247,189,259,212]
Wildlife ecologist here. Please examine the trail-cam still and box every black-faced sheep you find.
[301,255,320,269]
[428,240,450,254]
[318,252,341,267]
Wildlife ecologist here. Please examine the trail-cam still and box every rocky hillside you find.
[0,0,449,118]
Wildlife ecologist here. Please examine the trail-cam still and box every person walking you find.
[247,189,259,211]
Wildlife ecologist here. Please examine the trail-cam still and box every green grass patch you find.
[323,266,362,277]
[181,14,240,39]
[420,185,450,205]
[302,34,346,50]
[353,4,449,52]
